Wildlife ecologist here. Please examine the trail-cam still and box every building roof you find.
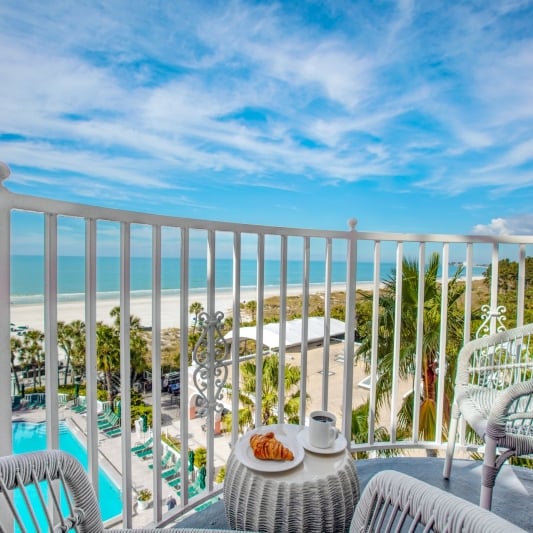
[224,317,346,351]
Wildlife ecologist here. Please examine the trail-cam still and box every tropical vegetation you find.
[11,306,149,403]
[189,301,204,333]
[349,401,401,459]
[482,256,533,326]
[356,253,469,452]
[226,354,306,432]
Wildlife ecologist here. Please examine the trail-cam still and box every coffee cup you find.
[308,410,339,448]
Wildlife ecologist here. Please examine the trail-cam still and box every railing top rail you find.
[1,187,351,238]
[2,187,533,246]
[353,231,533,245]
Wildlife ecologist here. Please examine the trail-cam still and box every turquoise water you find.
[10,255,486,304]
[13,421,122,525]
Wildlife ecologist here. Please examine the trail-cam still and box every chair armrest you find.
[486,379,533,438]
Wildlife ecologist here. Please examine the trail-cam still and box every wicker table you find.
[223,424,359,533]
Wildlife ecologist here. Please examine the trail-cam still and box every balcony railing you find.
[1,174,532,528]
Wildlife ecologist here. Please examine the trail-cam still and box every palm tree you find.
[96,322,120,401]
[10,336,23,395]
[357,252,466,450]
[241,300,257,322]
[228,354,306,432]
[93,307,150,401]
[109,306,148,385]
[189,302,204,333]
[57,320,86,385]
[20,329,45,389]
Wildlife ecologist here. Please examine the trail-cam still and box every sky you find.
[1,0,533,240]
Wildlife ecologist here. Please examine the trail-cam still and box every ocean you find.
[10,255,487,305]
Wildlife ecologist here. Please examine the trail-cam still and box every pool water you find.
[12,421,122,525]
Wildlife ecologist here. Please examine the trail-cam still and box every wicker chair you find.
[0,450,250,532]
[350,470,525,532]
[443,323,533,509]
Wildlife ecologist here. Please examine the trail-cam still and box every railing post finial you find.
[348,218,358,231]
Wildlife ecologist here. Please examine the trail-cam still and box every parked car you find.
[162,371,180,392]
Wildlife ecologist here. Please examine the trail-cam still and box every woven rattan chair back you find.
[443,323,533,509]
[0,450,105,532]
[350,470,525,532]
[0,449,258,532]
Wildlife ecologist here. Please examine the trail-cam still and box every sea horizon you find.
[10,255,487,305]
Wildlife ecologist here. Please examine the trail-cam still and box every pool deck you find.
[12,394,230,528]
[12,399,533,531]
[11,341,354,528]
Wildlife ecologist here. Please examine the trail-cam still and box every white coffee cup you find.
[308,410,339,448]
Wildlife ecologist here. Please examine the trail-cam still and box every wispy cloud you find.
[0,0,532,234]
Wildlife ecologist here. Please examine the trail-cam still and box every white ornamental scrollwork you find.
[476,304,507,338]
[192,311,229,413]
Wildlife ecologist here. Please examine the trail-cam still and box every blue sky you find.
[1,0,533,238]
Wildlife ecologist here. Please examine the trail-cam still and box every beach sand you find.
[11,282,379,332]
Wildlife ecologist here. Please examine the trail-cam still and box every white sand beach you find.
[11,282,379,332]
[11,275,477,334]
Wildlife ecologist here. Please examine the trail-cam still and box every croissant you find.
[250,431,294,461]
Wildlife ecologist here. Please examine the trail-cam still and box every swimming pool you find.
[12,421,122,525]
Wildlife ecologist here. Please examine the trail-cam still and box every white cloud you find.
[473,214,533,236]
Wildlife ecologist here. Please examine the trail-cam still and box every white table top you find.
[234,423,351,481]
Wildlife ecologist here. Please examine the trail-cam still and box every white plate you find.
[236,427,305,472]
[297,427,347,455]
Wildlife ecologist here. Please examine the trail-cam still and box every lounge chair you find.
[98,412,119,430]
[70,398,87,412]
[103,425,122,438]
[97,408,113,421]
[131,436,153,454]
[70,404,87,414]
[350,470,525,532]
[175,484,200,498]
[161,461,181,480]
[443,323,533,509]
[0,450,249,532]
[136,445,154,459]
[149,449,173,470]
[167,475,181,489]
[11,396,22,411]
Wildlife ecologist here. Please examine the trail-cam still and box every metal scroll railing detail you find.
[192,311,229,414]
[476,304,507,339]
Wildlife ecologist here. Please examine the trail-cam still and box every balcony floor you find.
[174,457,533,531]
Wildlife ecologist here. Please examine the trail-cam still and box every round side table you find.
[223,424,359,533]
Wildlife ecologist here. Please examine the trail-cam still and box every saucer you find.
[297,427,347,455]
